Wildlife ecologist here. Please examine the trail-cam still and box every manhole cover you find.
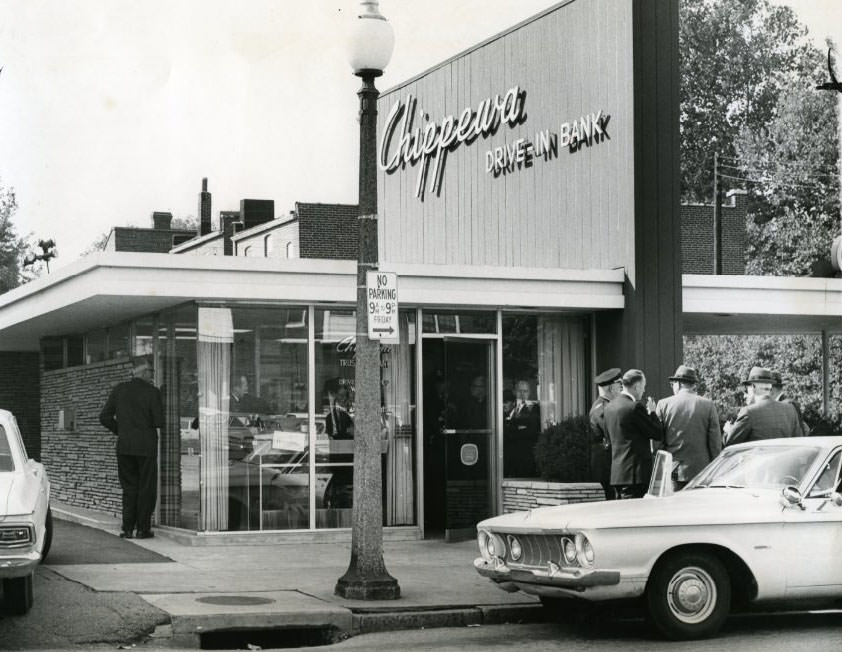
[197,595,276,606]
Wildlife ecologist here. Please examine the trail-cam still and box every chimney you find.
[220,211,241,256]
[240,199,275,231]
[152,211,173,230]
[199,178,212,236]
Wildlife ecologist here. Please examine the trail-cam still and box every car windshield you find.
[687,445,821,491]
[0,424,15,472]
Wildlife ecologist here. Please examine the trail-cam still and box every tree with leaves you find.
[681,0,840,275]
[680,0,817,201]
[0,180,27,294]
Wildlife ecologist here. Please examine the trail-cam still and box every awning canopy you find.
[0,253,625,351]
[683,274,842,335]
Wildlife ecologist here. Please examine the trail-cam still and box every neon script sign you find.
[379,86,527,199]
[379,86,611,200]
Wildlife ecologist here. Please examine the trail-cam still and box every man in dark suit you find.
[503,380,541,477]
[589,367,622,500]
[99,358,164,539]
[605,369,663,499]
[724,367,803,446]
[655,365,721,489]
[770,371,809,436]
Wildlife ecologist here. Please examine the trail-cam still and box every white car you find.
[475,436,842,640]
[0,409,52,614]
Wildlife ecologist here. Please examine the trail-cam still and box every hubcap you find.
[666,566,717,624]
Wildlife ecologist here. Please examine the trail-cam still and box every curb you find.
[352,603,545,635]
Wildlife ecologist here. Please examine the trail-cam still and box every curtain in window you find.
[537,316,586,425]
[197,307,233,532]
[382,313,414,525]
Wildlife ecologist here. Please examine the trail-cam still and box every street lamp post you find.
[335,0,400,601]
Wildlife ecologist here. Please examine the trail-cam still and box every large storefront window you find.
[314,308,417,529]
[501,314,588,478]
[155,302,417,533]
[157,304,198,530]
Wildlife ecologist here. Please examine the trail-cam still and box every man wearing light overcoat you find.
[655,365,721,489]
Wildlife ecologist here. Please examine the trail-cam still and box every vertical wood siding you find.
[378,0,634,271]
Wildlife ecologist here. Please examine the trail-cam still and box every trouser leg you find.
[135,455,158,533]
[117,454,140,533]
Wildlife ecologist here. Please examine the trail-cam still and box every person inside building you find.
[324,377,354,440]
[504,379,540,477]
[589,367,622,500]
[99,357,164,539]
[655,365,721,490]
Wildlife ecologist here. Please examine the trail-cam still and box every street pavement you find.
[41,501,540,647]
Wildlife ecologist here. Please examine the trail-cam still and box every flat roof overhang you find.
[0,253,625,351]
[683,274,842,335]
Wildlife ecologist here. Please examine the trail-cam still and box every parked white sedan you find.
[475,437,842,640]
[0,409,52,614]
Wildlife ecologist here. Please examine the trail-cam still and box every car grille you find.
[506,533,564,568]
[0,525,34,547]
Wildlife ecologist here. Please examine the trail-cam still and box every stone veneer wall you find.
[40,359,132,515]
[502,479,605,513]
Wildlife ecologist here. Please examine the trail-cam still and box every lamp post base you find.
[335,575,401,600]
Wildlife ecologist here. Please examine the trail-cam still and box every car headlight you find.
[477,530,490,560]
[575,532,595,567]
[486,533,506,559]
[561,536,577,565]
[0,525,34,547]
[508,535,522,561]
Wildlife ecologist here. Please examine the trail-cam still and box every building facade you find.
[0,0,690,541]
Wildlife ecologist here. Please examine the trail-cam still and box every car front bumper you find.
[0,550,40,579]
[474,557,621,594]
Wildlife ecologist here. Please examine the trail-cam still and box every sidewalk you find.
[50,502,542,647]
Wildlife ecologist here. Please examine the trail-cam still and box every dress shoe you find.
[119,530,134,539]
[135,530,154,539]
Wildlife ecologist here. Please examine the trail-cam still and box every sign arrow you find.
[373,326,395,334]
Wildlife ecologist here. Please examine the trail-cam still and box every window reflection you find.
[502,314,588,479]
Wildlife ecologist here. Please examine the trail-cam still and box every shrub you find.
[534,415,591,483]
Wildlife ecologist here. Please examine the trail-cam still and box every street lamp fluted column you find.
[335,0,400,601]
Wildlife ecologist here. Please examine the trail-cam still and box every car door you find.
[782,448,842,598]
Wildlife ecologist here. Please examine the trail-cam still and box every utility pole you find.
[712,152,723,275]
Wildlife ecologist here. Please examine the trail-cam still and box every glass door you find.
[423,337,496,541]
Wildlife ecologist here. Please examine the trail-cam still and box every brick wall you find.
[681,190,747,275]
[0,352,41,459]
[502,479,605,513]
[40,359,133,515]
[297,203,358,259]
[112,227,197,253]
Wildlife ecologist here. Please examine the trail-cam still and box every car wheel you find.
[2,573,34,615]
[40,507,53,562]
[646,551,731,640]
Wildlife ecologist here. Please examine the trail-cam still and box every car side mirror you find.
[832,492,842,507]
[781,486,805,510]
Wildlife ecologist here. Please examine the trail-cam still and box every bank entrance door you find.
[423,338,496,541]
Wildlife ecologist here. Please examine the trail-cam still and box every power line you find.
[717,172,832,190]
[719,163,840,181]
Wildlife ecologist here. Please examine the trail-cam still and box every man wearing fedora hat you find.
[604,369,664,499]
[724,366,803,446]
[770,371,808,436]
[655,365,721,489]
[589,368,623,500]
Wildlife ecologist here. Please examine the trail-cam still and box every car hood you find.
[479,488,786,532]
[0,472,35,520]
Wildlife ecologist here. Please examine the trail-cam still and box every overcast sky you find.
[1,0,839,266]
